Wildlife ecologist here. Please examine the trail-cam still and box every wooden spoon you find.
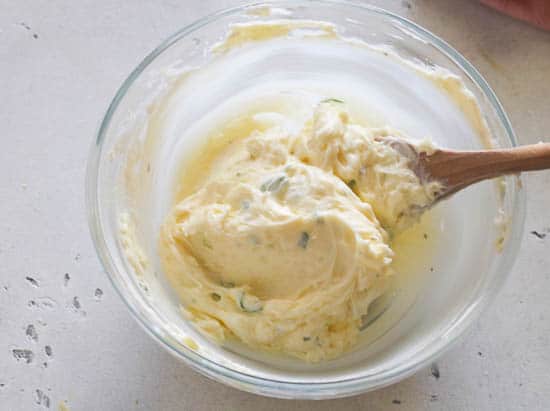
[386,139,550,201]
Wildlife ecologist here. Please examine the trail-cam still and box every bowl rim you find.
[86,0,526,399]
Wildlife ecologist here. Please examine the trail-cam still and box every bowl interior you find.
[88,1,523,398]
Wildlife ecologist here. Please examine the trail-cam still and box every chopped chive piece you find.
[202,237,213,249]
[321,98,344,104]
[260,175,287,193]
[210,293,221,302]
[239,292,263,313]
[347,179,357,190]
[298,232,310,249]
[303,336,311,341]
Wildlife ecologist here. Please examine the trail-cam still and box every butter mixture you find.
[159,101,439,361]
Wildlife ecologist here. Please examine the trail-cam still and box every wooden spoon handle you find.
[422,142,550,195]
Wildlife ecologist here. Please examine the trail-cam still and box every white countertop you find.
[1,1,549,410]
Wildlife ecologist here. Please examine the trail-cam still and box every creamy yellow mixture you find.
[159,101,439,362]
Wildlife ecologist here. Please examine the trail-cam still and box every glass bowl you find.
[86,0,525,399]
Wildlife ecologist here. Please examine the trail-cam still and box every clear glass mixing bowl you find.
[86,1,525,399]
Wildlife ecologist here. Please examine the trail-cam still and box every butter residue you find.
[119,212,148,276]
[182,337,199,351]
[213,20,337,53]
[422,68,494,149]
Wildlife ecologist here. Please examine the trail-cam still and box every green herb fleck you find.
[221,280,235,288]
[347,179,357,191]
[303,336,311,341]
[210,293,221,302]
[298,232,310,249]
[321,98,344,104]
[423,233,428,240]
[260,175,287,193]
[239,292,263,313]
[202,237,213,249]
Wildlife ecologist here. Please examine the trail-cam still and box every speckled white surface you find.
[1,1,549,410]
